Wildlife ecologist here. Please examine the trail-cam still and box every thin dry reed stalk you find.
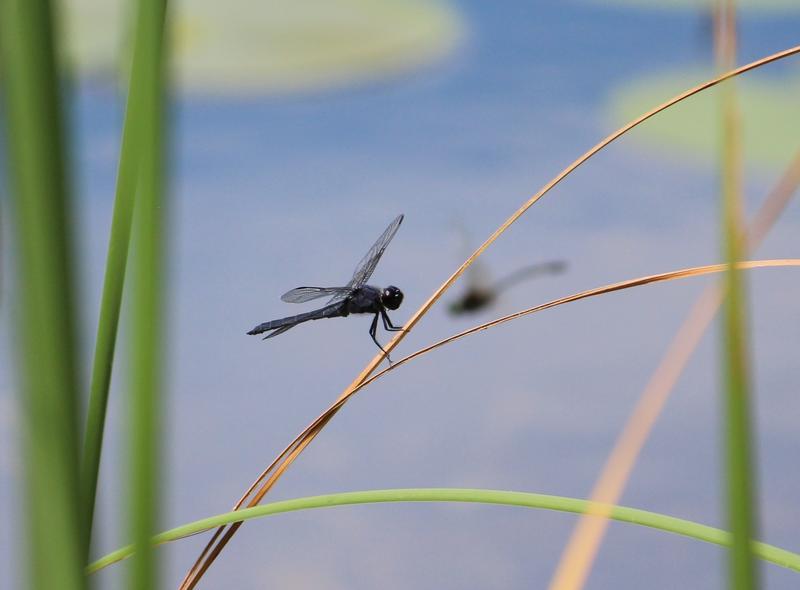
[179,44,800,589]
[546,149,800,590]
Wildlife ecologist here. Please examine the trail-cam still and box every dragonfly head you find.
[381,286,404,310]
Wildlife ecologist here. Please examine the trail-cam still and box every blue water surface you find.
[2,1,799,588]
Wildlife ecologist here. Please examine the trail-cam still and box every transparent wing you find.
[492,260,566,293]
[455,221,491,291]
[281,286,352,304]
[329,214,403,303]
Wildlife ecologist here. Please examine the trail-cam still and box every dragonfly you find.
[248,214,405,357]
[448,224,566,316]
[448,259,566,315]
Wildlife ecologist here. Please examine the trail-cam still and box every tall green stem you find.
[715,1,759,588]
[80,0,166,560]
[0,0,86,588]
[127,0,168,588]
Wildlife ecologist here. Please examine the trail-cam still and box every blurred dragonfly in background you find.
[449,260,566,315]
[448,224,565,316]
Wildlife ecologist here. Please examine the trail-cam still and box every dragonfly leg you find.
[369,313,392,362]
[381,309,403,331]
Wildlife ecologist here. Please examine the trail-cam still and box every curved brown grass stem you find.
[180,260,800,588]
[179,42,800,589]
[360,260,800,389]
[547,147,800,590]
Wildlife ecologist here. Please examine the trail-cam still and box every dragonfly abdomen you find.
[247,301,347,339]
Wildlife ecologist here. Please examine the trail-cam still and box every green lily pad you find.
[59,0,464,94]
[608,69,800,170]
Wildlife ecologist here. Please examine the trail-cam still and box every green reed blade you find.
[80,0,166,561]
[716,3,759,588]
[126,0,168,588]
[87,488,800,575]
[0,0,86,588]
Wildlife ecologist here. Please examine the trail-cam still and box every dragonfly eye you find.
[382,286,403,310]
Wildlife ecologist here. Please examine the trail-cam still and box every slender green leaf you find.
[0,0,86,588]
[721,104,760,589]
[80,0,166,559]
[87,488,800,574]
[716,3,759,588]
[127,0,168,588]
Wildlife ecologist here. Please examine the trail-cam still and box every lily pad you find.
[59,0,465,94]
[608,69,800,170]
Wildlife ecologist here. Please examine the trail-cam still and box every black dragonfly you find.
[248,214,405,357]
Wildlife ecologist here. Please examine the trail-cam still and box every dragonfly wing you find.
[492,260,567,293]
[325,288,354,305]
[454,222,492,291]
[281,286,352,304]
[341,214,404,293]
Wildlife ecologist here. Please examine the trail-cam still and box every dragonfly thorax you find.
[381,286,403,310]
